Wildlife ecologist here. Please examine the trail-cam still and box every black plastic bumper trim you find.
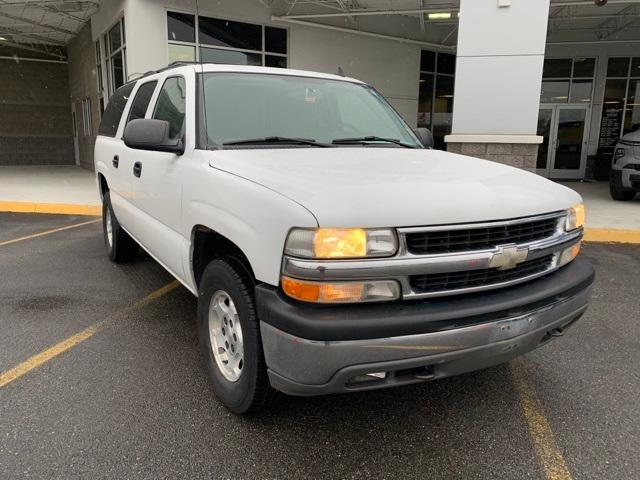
[255,258,595,341]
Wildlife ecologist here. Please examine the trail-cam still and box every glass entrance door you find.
[537,105,589,179]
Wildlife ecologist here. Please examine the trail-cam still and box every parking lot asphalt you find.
[0,212,639,480]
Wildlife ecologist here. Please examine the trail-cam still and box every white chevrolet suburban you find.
[95,63,594,414]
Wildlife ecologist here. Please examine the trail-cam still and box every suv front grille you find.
[409,255,554,294]
[405,217,559,255]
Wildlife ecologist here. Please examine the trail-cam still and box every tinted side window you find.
[127,81,157,124]
[98,82,135,137]
[153,77,186,140]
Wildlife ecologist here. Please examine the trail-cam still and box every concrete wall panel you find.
[0,59,74,166]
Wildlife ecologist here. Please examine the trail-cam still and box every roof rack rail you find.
[137,61,203,80]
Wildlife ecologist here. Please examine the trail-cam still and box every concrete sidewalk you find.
[559,180,640,230]
[0,166,100,215]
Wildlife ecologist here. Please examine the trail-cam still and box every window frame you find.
[97,81,136,138]
[125,80,159,125]
[103,17,127,97]
[418,50,456,149]
[540,57,597,105]
[165,9,288,68]
[152,75,188,142]
[598,56,640,151]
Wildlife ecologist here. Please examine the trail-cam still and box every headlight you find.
[565,204,585,231]
[281,276,400,303]
[614,147,626,163]
[284,228,397,259]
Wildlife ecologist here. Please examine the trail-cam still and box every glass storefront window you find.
[631,58,640,77]
[607,57,630,77]
[543,58,572,78]
[541,81,569,103]
[598,58,640,153]
[624,79,640,134]
[417,50,455,148]
[598,79,627,153]
[166,13,288,68]
[437,53,456,75]
[433,75,454,150]
[167,12,195,43]
[539,58,595,105]
[109,23,122,55]
[168,44,196,63]
[417,73,434,128]
[200,47,261,66]
[102,18,127,97]
[265,27,287,54]
[265,55,287,69]
[569,80,593,104]
[199,17,262,51]
[420,51,435,72]
[572,58,595,78]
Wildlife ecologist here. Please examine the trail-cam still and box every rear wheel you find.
[197,257,271,414]
[609,184,636,201]
[102,191,139,262]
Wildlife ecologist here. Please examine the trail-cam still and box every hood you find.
[209,148,581,228]
[620,129,640,144]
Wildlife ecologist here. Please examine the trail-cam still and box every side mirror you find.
[123,119,184,155]
[413,127,434,149]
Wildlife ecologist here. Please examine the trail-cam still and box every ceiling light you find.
[0,36,7,41]
[428,12,452,20]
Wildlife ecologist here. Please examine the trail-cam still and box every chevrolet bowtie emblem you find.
[489,245,529,270]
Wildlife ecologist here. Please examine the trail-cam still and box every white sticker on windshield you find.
[305,88,318,103]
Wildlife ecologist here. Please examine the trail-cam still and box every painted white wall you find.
[449,0,551,140]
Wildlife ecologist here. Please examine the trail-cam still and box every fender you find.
[181,164,318,290]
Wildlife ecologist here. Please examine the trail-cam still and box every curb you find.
[584,228,640,244]
[0,201,101,217]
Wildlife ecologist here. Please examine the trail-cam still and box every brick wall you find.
[0,57,74,165]
[67,23,101,171]
[447,143,538,172]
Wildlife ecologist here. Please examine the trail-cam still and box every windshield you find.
[201,72,421,147]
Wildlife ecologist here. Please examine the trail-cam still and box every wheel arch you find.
[97,172,109,199]
[190,225,256,289]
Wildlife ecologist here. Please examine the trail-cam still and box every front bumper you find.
[256,259,594,396]
[611,163,640,191]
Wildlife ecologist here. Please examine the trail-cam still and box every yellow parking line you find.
[0,201,101,216]
[0,218,100,247]
[0,281,181,389]
[583,228,640,244]
[0,323,104,388]
[511,359,573,480]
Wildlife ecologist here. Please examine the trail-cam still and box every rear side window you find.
[98,82,135,137]
[153,76,186,140]
[127,81,157,124]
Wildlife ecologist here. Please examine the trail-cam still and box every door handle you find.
[133,161,142,178]
[112,155,119,168]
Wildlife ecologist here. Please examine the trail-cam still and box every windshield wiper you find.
[223,136,331,147]
[332,136,418,148]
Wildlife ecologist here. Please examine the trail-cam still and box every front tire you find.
[197,257,271,414]
[609,184,636,201]
[102,191,139,262]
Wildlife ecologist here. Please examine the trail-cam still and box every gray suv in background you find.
[610,129,640,201]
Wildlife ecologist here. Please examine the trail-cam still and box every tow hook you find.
[547,327,565,337]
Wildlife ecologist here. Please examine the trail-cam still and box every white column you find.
[445,0,551,169]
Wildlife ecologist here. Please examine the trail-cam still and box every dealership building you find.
[0,0,639,180]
